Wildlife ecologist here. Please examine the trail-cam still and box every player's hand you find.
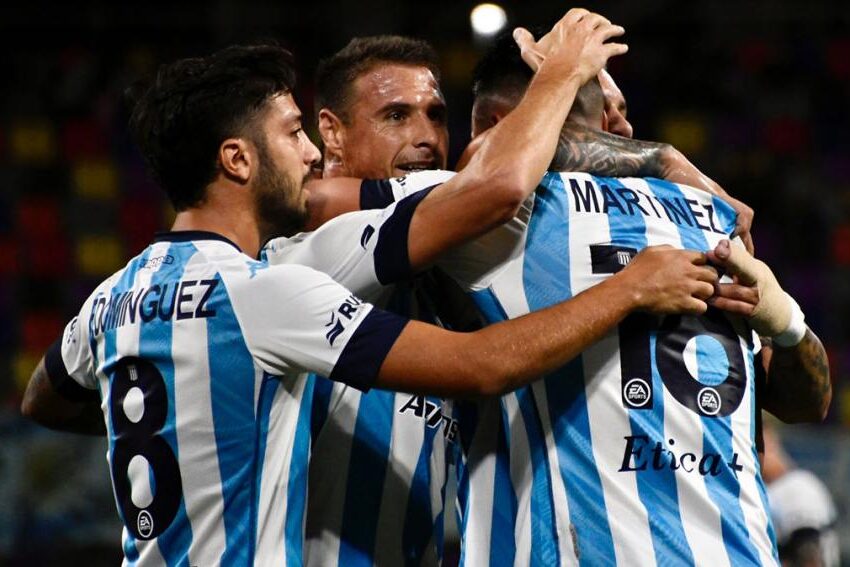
[706,277,759,317]
[514,8,627,85]
[618,245,717,315]
[722,194,755,255]
[706,239,806,345]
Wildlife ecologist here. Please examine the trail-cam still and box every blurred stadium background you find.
[1,0,848,564]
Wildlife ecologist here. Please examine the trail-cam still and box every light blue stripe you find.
[711,194,738,236]
[470,287,509,324]
[285,376,315,566]
[253,374,280,556]
[488,402,517,565]
[338,390,394,567]
[524,174,616,564]
[402,400,441,563]
[515,388,559,565]
[604,176,694,563]
[206,274,257,565]
[651,178,762,564]
[139,242,195,565]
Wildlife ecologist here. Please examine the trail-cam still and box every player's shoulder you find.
[392,169,457,189]
[263,208,384,262]
[364,169,457,205]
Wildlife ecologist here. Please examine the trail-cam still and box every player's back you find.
[449,173,778,566]
[75,233,317,566]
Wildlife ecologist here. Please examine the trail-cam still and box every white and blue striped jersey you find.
[263,178,457,566]
[48,231,407,566]
[369,171,778,566]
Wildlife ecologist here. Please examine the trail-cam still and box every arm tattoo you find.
[551,122,669,177]
[763,329,832,423]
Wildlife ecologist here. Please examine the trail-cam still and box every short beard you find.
[253,138,310,241]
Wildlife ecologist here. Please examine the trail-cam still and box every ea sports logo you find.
[137,510,154,539]
[697,387,721,416]
[624,378,651,408]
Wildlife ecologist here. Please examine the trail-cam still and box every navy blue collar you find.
[153,231,242,253]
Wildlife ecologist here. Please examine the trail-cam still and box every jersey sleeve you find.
[224,263,408,391]
[263,186,437,293]
[360,169,457,209]
[44,301,99,400]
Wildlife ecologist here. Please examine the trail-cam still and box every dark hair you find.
[315,35,440,122]
[127,44,297,211]
[472,29,602,133]
[472,30,538,102]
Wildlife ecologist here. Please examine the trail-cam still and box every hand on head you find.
[513,8,627,83]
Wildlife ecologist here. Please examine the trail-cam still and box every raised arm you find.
[405,10,626,271]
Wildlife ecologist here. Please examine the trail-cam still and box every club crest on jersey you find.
[325,294,363,346]
[623,377,652,408]
[137,510,154,539]
[697,387,722,415]
[590,244,638,274]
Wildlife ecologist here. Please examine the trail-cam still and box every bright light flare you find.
[470,3,507,37]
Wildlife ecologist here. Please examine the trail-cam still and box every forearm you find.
[21,359,106,436]
[761,329,832,423]
[469,276,635,395]
[378,275,635,398]
[552,123,726,196]
[32,402,107,436]
[551,122,669,177]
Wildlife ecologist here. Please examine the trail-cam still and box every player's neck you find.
[322,154,348,179]
[171,188,262,257]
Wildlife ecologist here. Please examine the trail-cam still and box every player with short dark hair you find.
[316,35,447,179]
[307,34,455,566]
[23,13,720,565]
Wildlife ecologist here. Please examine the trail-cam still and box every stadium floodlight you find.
[470,3,507,38]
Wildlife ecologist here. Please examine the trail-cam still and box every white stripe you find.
[459,399,500,566]
[426,400,450,565]
[530,381,577,566]
[303,383,360,565]
[503,393,533,567]
[255,374,308,565]
[170,254,227,566]
[372,392,426,565]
